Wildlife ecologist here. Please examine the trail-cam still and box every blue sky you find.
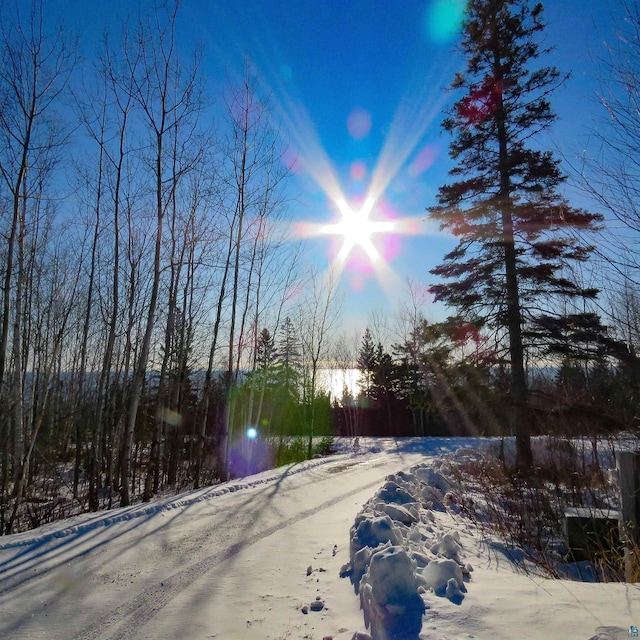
[62,0,626,333]
[188,0,469,330]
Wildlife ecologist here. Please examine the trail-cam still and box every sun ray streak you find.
[247,51,455,292]
[369,62,459,202]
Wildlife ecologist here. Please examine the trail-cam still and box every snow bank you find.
[0,450,360,551]
[0,437,481,551]
[359,545,425,640]
[342,455,473,639]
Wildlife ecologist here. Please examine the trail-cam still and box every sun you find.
[321,196,394,265]
[292,190,424,290]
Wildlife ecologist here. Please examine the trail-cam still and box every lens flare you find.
[239,31,454,293]
[229,436,273,478]
[347,107,372,140]
[302,194,422,291]
[350,160,367,181]
[282,146,301,173]
[280,64,293,81]
[425,0,466,44]
[159,408,181,427]
[322,197,388,263]
[408,144,438,178]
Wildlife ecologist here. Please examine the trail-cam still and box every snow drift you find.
[342,458,472,639]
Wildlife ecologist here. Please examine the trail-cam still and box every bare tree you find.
[329,330,363,436]
[7,221,82,533]
[0,0,76,532]
[298,268,342,457]
[200,66,292,482]
[577,1,640,402]
[582,2,640,249]
[222,66,289,384]
[115,0,205,506]
[71,26,144,509]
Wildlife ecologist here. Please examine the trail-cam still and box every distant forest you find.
[1,0,640,535]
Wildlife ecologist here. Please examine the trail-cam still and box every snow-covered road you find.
[1,437,639,640]
[0,438,466,639]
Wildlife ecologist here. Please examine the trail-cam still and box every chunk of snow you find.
[445,576,464,603]
[351,515,402,557]
[420,558,465,599]
[429,532,463,564]
[377,481,417,505]
[412,465,452,494]
[367,546,421,606]
[359,546,426,640]
[379,503,418,525]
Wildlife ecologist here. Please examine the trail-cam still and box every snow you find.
[0,437,638,640]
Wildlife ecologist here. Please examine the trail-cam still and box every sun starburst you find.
[293,191,425,291]
[321,197,393,264]
[259,55,450,291]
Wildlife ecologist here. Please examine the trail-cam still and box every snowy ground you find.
[0,437,638,640]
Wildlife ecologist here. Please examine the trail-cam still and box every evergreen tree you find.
[372,342,394,403]
[428,0,604,469]
[242,320,301,442]
[356,330,400,432]
[275,316,301,401]
[255,328,276,372]
[357,328,377,398]
[394,319,453,434]
[373,342,397,432]
[250,327,278,396]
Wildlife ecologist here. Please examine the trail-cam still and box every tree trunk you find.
[121,128,164,507]
[494,45,533,471]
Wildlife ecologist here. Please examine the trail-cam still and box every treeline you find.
[334,321,640,439]
[224,309,640,445]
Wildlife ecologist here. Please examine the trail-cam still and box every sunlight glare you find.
[350,160,367,181]
[347,107,372,140]
[242,36,455,293]
[368,77,451,204]
[323,196,389,264]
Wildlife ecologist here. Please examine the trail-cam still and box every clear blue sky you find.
[63,0,625,334]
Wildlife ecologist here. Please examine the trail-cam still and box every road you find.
[0,439,466,640]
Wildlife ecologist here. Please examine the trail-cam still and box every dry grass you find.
[448,436,640,582]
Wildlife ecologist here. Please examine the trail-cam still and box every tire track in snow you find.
[74,471,389,640]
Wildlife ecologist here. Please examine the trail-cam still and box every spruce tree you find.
[275,316,301,401]
[357,328,377,398]
[429,0,604,469]
[256,328,275,371]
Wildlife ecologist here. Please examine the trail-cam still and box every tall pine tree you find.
[275,316,301,401]
[357,328,377,398]
[429,0,604,469]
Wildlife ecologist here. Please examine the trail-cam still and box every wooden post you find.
[616,450,640,582]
